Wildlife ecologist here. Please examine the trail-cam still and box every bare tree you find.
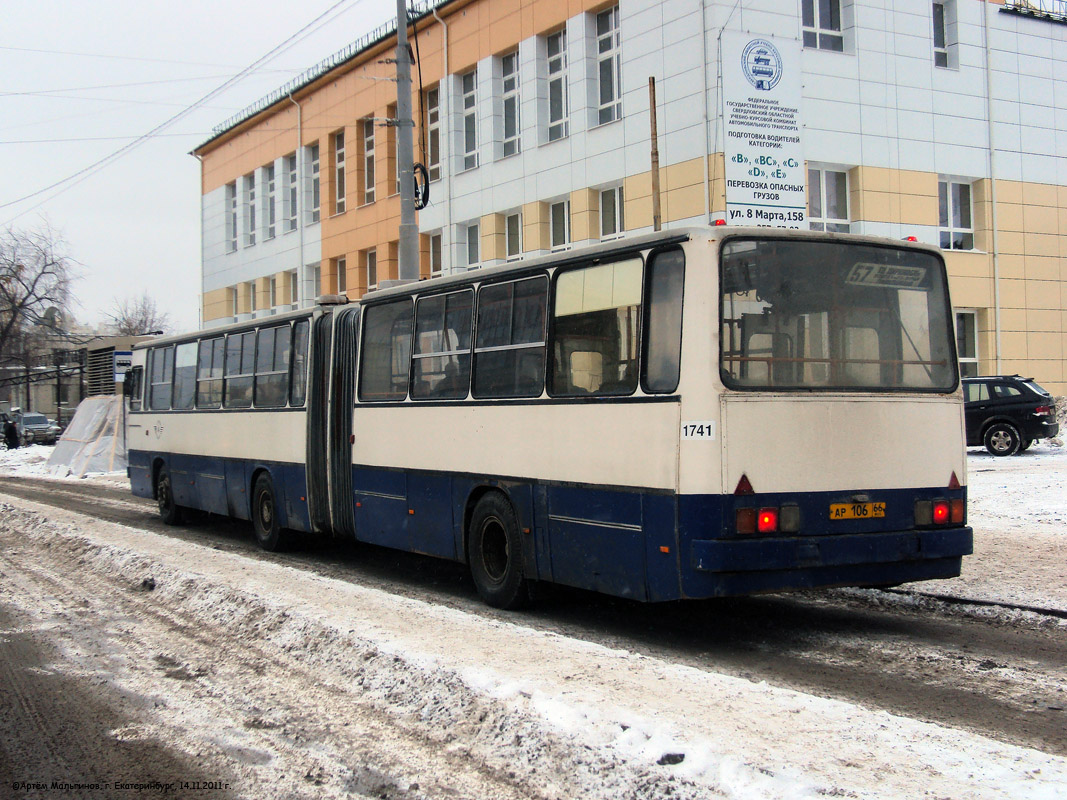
[0,224,75,361]
[106,291,171,336]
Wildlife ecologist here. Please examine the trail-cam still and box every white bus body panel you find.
[353,401,681,492]
[718,394,967,495]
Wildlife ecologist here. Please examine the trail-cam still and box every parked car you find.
[962,375,1059,456]
[13,411,61,446]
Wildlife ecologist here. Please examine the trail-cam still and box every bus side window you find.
[359,300,413,402]
[148,346,174,410]
[642,248,684,393]
[196,337,224,409]
[225,331,255,408]
[412,289,473,400]
[125,366,143,411]
[254,324,291,407]
[173,342,197,410]
[289,319,310,407]
[550,258,642,397]
[473,276,548,399]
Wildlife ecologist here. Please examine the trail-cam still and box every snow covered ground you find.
[0,439,1065,799]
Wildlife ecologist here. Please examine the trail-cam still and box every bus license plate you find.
[830,502,886,520]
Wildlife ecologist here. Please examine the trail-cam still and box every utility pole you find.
[396,0,419,282]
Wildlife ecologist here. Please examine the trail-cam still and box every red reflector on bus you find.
[757,508,778,533]
[735,475,754,495]
[950,499,965,524]
[736,508,756,534]
[948,472,961,490]
[905,236,918,242]
[659,545,670,554]
[714,218,727,226]
[933,501,950,524]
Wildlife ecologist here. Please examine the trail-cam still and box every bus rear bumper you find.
[689,527,973,594]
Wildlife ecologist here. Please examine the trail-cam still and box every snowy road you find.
[0,443,1065,799]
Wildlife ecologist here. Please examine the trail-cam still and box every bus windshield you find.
[720,237,957,392]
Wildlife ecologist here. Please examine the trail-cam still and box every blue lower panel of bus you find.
[127,449,312,533]
[129,450,972,602]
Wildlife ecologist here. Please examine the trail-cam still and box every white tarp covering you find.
[46,395,126,477]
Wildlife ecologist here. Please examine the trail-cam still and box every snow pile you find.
[1,498,1065,800]
[0,443,55,477]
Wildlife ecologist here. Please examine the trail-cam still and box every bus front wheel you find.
[156,466,183,525]
[252,473,289,551]
[469,493,530,610]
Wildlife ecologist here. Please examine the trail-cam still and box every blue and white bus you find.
[126,226,972,608]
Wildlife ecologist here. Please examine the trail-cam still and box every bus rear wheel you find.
[156,466,183,525]
[469,493,529,610]
[252,473,290,551]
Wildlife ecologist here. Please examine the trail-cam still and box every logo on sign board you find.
[741,39,783,91]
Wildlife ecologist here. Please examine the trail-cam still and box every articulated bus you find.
[126,226,973,608]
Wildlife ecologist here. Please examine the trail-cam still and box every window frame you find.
[426,86,441,182]
[333,129,346,214]
[226,182,238,252]
[461,69,479,171]
[802,0,844,52]
[955,310,978,378]
[501,50,521,158]
[253,323,292,408]
[472,274,550,400]
[196,336,225,409]
[595,6,622,126]
[411,288,475,401]
[148,346,174,411]
[309,143,320,223]
[224,330,256,408]
[808,167,850,233]
[362,119,376,205]
[358,298,415,403]
[939,179,974,251]
[286,153,298,232]
[244,171,257,247]
[546,29,569,141]
[550,200,571,251]
[600,186,624,240]
[505,212,523,261]
[265,163,276,239]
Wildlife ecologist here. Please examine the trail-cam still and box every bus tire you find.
[983,422,1020,457]
[156,466,183,525]
[252,472,289,551]
[469,493,530,610]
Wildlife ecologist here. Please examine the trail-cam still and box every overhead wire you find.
[0,0,375,223]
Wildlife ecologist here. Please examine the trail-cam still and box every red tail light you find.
[933,501,950,524]
[1035,405,1052,416]
[757,508,779,533]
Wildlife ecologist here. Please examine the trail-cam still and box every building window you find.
[311,264,321,297]
[430,232,443,276]
[365,249,378,290]
[932,2,956,68]
[270,276,278,309]
[265,164,276,239]
[288,270,299,308]
[247,280,257,313]
[426,87,441,181]
[600,186,624,239]
[225,182,237,252]
[245,172,257,247]
[309,144,320,223]
[335,256,347,294]
[802,0,844,52]
[550,200,570,250]
[387,103,399,196]
[286,153,298,232]
[547,30,569,141]
[955,310,978,378]
[333,130,346,214]
[362,119,376,205]
[461,70,478,171]
[939,180,973,250]
[505,212,522,261]
[596,6,622,125]
[465,223,480,268]
[230,287,238,319]
[808,168,850,232]
[502,51,521,157]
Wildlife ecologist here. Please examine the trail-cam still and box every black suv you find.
[963,375,1059,456]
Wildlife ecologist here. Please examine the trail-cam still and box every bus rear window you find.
[720,238,956,392]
